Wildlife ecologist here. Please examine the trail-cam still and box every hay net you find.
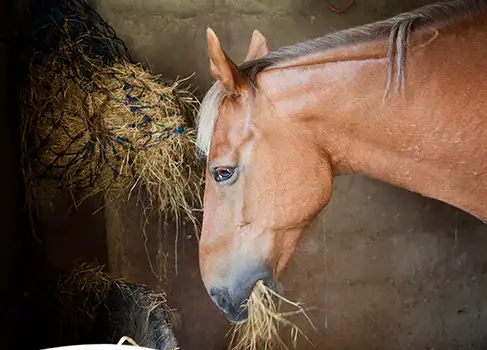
[20,0,202,220]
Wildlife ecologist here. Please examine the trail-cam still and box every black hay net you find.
[19,0,191,193]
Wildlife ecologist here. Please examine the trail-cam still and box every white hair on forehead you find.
[196,81,255,159]
[196,81,224,158]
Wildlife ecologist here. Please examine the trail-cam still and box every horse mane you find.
[197,0,487,157]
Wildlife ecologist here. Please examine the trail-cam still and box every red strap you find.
[327,0,354,13]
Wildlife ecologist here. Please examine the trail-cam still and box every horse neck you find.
[258,24,487,221]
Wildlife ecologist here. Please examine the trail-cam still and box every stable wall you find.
[91,1,487,349]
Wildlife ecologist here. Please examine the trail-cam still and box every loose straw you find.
[228,280,316,350]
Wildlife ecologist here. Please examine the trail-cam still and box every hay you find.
[228,281,316,350]
[58,262,116,319]
[57,261,178,349]
[19,0,203,226]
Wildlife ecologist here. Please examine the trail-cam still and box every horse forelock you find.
[196,81,224,158]
[196,80,256,159]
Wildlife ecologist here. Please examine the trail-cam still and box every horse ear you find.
[244,29,269,62]
[206,28,245,96]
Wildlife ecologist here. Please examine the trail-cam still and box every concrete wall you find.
[93,1,487,349]
[93,0,432,95]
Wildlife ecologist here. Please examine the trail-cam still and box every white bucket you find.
[41,336,158,350]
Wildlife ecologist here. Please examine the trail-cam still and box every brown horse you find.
[197,0,487,322]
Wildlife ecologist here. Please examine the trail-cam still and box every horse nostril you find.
[210,288,232,313]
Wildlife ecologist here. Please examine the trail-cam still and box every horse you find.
[196,0,487,323]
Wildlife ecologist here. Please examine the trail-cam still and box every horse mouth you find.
[263,278,282,295]
[226,308,249,324]
[229,279,283,324]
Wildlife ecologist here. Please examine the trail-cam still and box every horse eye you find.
[212,166,236,183]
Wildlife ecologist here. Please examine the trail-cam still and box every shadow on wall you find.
[1,0,113,348]
[11,0,111,276]
[0,0,47,348]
